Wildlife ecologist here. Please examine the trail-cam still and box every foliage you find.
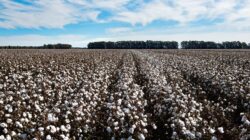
[0,44,72,49]
[88,41,178,49]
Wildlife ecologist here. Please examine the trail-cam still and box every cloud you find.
[0,0,250,29]
[106,27,132,34]
[0,0,99,29]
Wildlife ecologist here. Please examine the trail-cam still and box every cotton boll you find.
[20,133,27,139]
[60,134,65,139]
[152,123,157,129]
[209,128,216,134]
[6,119,12,124]
[178,119,185,127]
[60,125,68,132]
[106,127,112,133]
[5,105,13,113]
[113,122,118,126]
[0,123,7,128]
[129,127,135,134]
[38,127,44,131]
[15,121,23,128]
[211,136,217,140]
[5,135,11,140]
[3,128,8,134]
[218,127,224,133]
[0,135,5,140]
[48,113,58,122]
[46,135,52,140]
[47,125,57,133]
[11,131,16,136]
[138,133,145,140]
[128,136,134,140]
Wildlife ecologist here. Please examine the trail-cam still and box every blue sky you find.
[0,0,250,47]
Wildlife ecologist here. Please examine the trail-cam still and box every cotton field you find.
[0,49,249,140]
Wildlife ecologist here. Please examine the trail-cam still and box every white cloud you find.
[68,0,132,11]
[106,27,132,34]
[112,0,250,29]
[0,0,250,29]
[0,0,99,29]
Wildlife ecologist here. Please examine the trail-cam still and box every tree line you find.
[88,41,178,49]
[88,41,250,49]
[0,44,72,49]
[181,41,250,49]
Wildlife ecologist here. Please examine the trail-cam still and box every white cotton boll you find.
[178,119,185,127]
[11,131,16,136]
[24,118,29,123]
[66,124,71,130]
[6,119,12,124]
[196,132,202,138]
[123,108,130,114]
[0,135,5,140]
[113,121,118,126]
[46,135,52,140]
[209,128,216,134]
[170,123,175,128]
[30,128,36,132]
[48,113,57,122]
[138,133,145,140]
[218,127,224,133]
[134,115,139,120]
[7,96,13,102]
[129,127,135,134]
[38,127,44,131]
[117,99,122,106]
[60,134,65,139]
[140,120,147,127]
[5,105,13,113]
[5,135,11,140]
[245,120,250,126]
[55,108,61,113]
[3,128,8,134]
[0,84,3,89]
[183,130,195,139]
[0,100,3,104]
[211,136,217,140]
[60,125,68,132]
[106,127,112,133]
[48,125,57,133]
[152,123,157,129]
[39,96,44,101]
[128,136,134,140]
[72,102,78,107]
[27,113,32,119]
[65,119,70,123]
[15,121,23,128]
[20,133,27,139]
[35,104,41,112]
[112,126,118,131]
[0,123,7,128]
[23,112,27,117]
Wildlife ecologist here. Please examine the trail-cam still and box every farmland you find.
[0,49,249,140]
